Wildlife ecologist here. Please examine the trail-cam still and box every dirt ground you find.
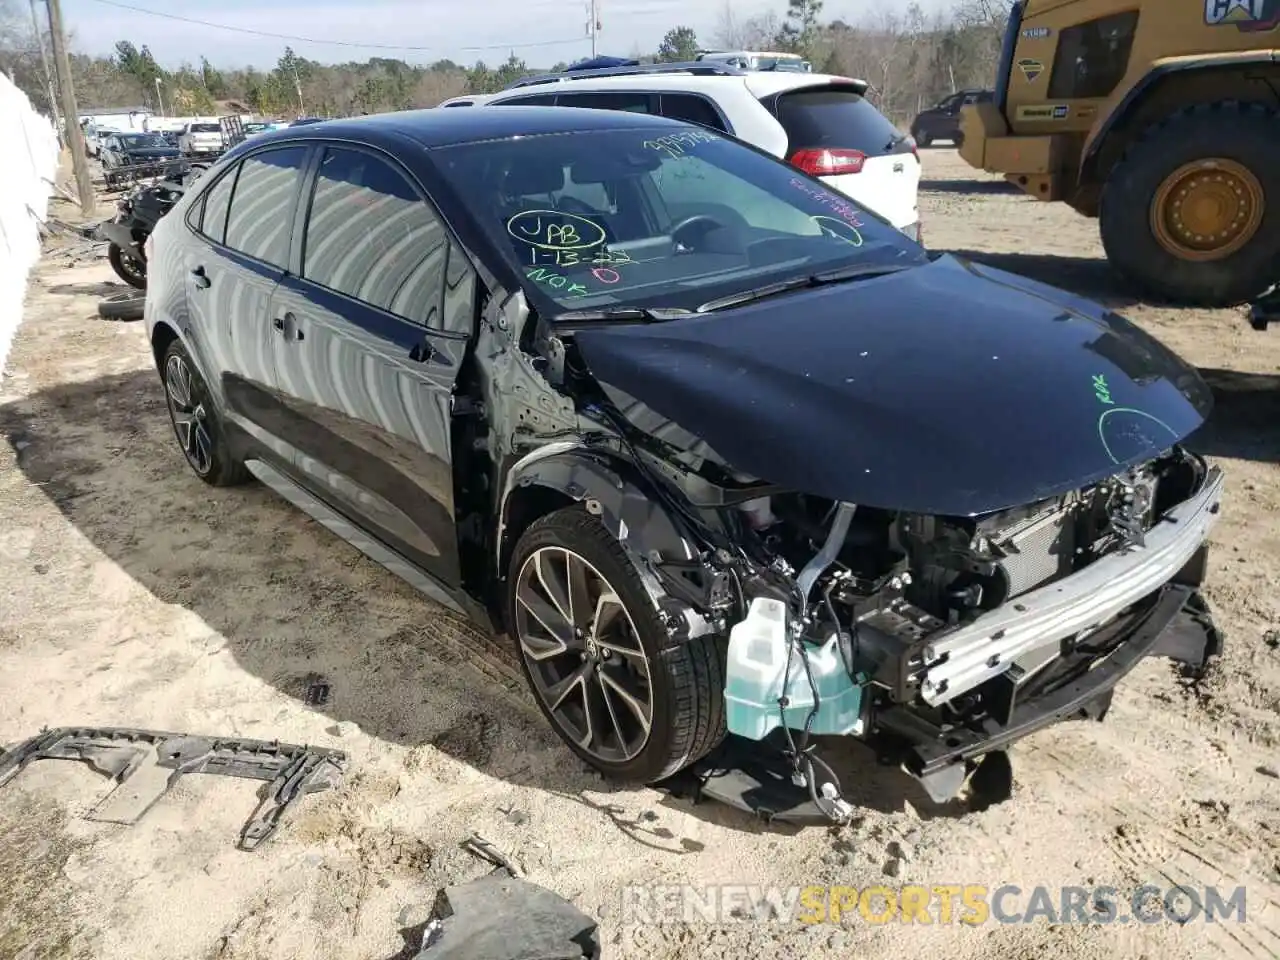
[1,149,1278,960]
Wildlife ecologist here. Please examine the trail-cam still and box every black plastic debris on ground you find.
[303,674,332,708]
[0,726,345,850]
[415,867,600,960]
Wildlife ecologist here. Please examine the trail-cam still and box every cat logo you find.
[1204,0,1280,30]
[1017,58,1044,81]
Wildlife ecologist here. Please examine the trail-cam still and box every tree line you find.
[0,0,1011,124]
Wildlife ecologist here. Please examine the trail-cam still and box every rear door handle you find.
[191,266,211,289]
[273,312,303,341]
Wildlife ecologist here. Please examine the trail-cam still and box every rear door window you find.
[771,88,907,157]
[659,93,728,132]
[495,92,558,106]
[224,146,308,267]
[556,91,655,113]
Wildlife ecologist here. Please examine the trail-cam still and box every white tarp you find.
[0,74,58,374]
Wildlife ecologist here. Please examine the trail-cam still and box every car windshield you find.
[190,123,220,133]
[120,133,168,147]
[432,126,925,316]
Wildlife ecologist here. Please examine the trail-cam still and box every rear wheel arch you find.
[150,320,180,370]
[1080,59,1280,191]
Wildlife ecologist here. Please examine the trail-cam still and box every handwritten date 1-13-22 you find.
[528,247,633,267]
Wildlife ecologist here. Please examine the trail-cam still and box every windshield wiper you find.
[696,262,913,313]
[553,306,693,323]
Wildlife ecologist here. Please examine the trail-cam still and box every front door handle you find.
[191,266,211,289]
[409,340,448,364]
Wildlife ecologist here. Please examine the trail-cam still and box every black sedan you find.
[100,132,183,185]
[142,106,1222,813]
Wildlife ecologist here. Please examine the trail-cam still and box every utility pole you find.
[291,61,304,115]
[154,76,165,115]
[586,0,600,57]
[28,0,61,144]
[45,0,95,215]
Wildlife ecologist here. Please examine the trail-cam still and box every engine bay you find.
[658,444,1214,720]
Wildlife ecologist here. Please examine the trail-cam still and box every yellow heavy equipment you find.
[959,1,1279,306]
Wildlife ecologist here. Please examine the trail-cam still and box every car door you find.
[266,142,476,587]
[182,143,311,463]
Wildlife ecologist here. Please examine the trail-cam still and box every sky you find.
[60,0,952,69]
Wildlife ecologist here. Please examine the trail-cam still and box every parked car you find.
[909,89,992,147]
[485,61,922,241]
[81,121,120,158]
[178,120,225,155]
[99,131,183,185]
[288,116,329,126]
[439,94,498,107]
[144,107,1222,811]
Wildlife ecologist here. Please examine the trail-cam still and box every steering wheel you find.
[670,214,728,252]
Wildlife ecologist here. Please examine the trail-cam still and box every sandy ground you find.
[1,149,1278,960]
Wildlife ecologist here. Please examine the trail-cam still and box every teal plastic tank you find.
[724,596,865,740]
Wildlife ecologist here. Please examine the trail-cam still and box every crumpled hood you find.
[572,255,1213,517]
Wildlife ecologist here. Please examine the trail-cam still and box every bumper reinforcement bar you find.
[919,466,1224,705]
[881,584,1221,778]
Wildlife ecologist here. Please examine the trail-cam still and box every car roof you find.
[495,70,869,99]
[242,105,692,150]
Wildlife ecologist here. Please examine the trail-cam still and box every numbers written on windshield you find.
[643,129,721,159]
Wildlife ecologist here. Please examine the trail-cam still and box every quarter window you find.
[302,147,453,327]
[660,93,727,131]
[224,147,307,267]
[197,165,237,244]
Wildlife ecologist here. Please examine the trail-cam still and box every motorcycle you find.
[98,163,209,290]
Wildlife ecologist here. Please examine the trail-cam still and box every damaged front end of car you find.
[667,450,1223,815]
[490,256,1226,822]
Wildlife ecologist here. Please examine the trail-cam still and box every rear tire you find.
[916,130,933,148]
[507,505,725,783]
[1100,102,1280,307]
[159,339,251,486]
[107,242,147,289]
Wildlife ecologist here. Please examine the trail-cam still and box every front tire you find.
[508,506,725,783]
[916,130,933,148]
[1100,102,1279,307]
[160,339,250,486]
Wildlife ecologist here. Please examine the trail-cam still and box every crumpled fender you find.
[496,442,718,632]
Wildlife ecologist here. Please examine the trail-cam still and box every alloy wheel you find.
[514,546,654,764]
[163,354,214,476]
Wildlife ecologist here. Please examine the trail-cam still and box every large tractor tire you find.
[1099,102,1279,307]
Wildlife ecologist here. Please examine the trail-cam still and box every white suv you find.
[481,63,921,240]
